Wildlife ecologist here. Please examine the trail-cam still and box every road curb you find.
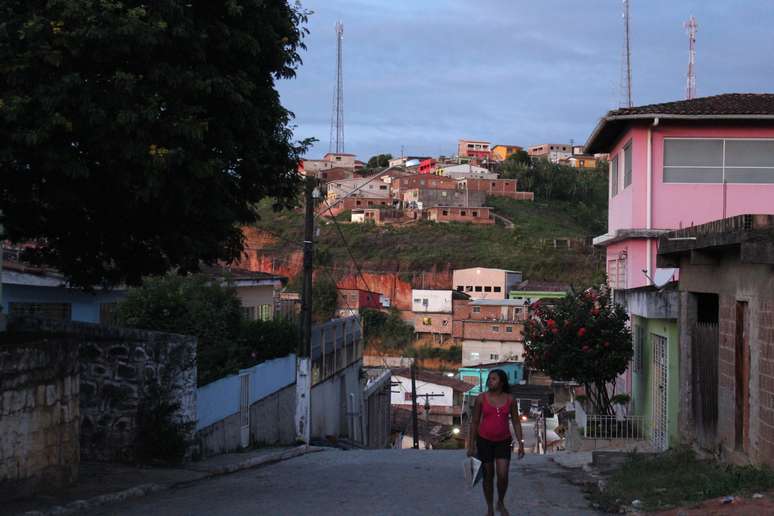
[19,445,324,516]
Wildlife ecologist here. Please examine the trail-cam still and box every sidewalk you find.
[4,445,323,516]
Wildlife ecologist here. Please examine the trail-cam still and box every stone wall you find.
[8,317,197,462]
[0,335,80,500]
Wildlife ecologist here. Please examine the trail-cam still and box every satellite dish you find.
[653,268,676,288]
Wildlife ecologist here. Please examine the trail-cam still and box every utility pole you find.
[296,176,319,445]
[410,363,420,449]
[419,392,445,449]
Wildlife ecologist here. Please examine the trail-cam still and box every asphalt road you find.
[85,449,598,516]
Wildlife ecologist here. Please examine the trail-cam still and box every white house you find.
[411,289,453,313]
[390,368,473,425]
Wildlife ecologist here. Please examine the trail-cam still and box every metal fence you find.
[584,414,648,440]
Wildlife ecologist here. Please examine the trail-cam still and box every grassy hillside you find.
[253,198,604,287]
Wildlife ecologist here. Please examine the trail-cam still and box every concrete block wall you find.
[0,337,80,500]
[196,384,296,457]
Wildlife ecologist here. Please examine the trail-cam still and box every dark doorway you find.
[691,293,719,449]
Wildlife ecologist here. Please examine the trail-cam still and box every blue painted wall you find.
[1,283,126,323]
[458,363,524,397]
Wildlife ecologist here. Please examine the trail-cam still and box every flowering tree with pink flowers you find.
[522,288,632,415]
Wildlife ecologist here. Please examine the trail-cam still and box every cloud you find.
[279,0,773,158]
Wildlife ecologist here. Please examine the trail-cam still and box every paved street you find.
[85,449,598,516]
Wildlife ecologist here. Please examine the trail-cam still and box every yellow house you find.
[490,144,523,161]
[565,154,598,169]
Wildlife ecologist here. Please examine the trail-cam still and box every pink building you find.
[587,94,774,291]
[586,94,774,449]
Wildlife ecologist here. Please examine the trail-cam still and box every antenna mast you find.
[329,21,345,154]
[685,16,698,100]
[620,0,633,108]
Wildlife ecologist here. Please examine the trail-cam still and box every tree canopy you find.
[522,288,631,415]
[366,153,393,169]
[115,273,298,386]
[499,157,609,235]
[0,0,311,288]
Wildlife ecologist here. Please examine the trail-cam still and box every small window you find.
[465,286,473,292]
[456,285,464,291]
[442,320,449,326]
[356,200,361,206]
[442,210,449,216]
[470,352,480,360]
[484,286,492,292]
[473,306,481,313]
[335,156,342,161]
[505,326,513,333]
[379,185,387,190]
[493,286,501,293]
[472,211,478,217]
[475,286,483,292]
[242,306,257,321]
[492,326,500,332]
[623,141,632,187]
[611,155,619,196]
[461,210,467,216]
[414,298,421,303]
[490,354,499,360]
[422,317,432,325]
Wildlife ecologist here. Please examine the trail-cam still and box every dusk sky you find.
[277,1,774,160]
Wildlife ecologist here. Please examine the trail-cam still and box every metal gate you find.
[652,334,668,451]
[692,322,719,449]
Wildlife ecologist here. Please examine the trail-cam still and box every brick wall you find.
[0,337,80,500]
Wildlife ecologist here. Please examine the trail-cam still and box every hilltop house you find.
[586,93,774,451]
[391,368,473,426]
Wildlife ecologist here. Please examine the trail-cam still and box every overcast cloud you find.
[277,0,774,159]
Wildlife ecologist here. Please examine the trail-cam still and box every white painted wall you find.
[462,340,524,366]
[391,375,453,408]
[411,289,453,313]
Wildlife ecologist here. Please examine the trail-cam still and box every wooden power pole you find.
[410,363,420,449]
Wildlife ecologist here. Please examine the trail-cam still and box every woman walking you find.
[467,370,524,516]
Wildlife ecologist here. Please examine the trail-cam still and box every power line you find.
[321,198,374,294]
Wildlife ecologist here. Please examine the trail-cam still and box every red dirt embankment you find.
[235,228,456,311]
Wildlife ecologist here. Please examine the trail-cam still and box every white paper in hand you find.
[463,457,483,488]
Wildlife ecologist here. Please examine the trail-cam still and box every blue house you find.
[1,260,126,324]
[458,361,524,398]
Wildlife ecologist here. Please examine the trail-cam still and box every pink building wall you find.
[606,124,774,289]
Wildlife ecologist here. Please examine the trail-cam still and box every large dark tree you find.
[0,1,310,288]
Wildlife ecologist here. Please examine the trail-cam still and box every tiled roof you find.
[586,93,774,154]
[608,93,774,117]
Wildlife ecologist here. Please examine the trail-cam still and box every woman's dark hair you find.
[487,369,510,394]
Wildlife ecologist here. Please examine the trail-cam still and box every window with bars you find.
[258,304,273,321]
[633,324,645,373]
[9,302,72,321]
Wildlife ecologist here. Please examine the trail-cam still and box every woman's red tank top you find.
[478,393,512,442]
